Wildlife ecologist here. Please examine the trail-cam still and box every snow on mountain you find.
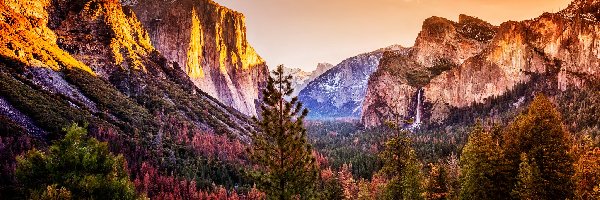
[298,45,405,119]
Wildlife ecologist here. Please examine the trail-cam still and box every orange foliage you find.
[0,1,93,73]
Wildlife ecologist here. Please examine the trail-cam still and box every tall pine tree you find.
[511,153,543,199]
[249,65,318,199]
[379,121,424,200]
[502,95,574,199]
[459,124,509,200]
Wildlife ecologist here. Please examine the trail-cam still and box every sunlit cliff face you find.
[128,0,269,116]
[0,0,93,74]
[187,8,205,79]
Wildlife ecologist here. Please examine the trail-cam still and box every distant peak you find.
[316,62,333,69]
[313,63,335,73]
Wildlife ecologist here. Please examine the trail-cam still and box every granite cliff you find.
[0,0,260,195]
[362,0,600,127]
[127,0,268,116]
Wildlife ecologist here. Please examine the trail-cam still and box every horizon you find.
[213,0,572,71]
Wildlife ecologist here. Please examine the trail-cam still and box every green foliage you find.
[502,95,574,199]
[249,65,318,199]
[459,124,508,200]
[64,68,155,134]
[317,174,344,200]
[379,128,424,200]
[307,121,385,179]
[511,153,543,199]
[425,164,449,200]
[0,69,88,134]
[400,152,424,200]
[16,124,141,200]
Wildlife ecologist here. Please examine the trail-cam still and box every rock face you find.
[362,0,600,127]
[126,0,268,116]
[0,0,263,192]
[0,0,255,136]
[283,63,334,98]
[299,46,403,119]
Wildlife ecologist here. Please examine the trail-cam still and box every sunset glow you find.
[214,0,572,71]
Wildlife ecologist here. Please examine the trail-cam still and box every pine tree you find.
[249,65,318,199]
[379,127,423,200]
[425,163,449,200]
[511,153,543,200]
[401,151,424,200]
[502,95,574,199]
[573,136,600,199]
[459,124,508,200]
[15,124,140,199]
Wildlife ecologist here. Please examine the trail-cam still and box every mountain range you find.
[361,0,600,128]
[298,45,404,119]
[2,0,600,198]
[0,0,265,195]
[293,0,600,132]
[282,62,334,98]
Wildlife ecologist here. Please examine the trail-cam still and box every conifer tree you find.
[379,125,423,200]
[249,65,318,199]
[459,124,508,200]
[573,136,600,199]
[16,124,140,199]
[502,95,574,199]
[511,153,543,200]
[425,163,449,200]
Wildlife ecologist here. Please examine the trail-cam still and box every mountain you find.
[298,45,404,119]
[362,0,600,128]
[283,63,334,98]
[0,0,262,197]
[127,0,268,116]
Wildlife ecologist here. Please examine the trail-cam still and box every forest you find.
[1,65,598,199]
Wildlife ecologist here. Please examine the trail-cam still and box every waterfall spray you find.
[412,88,423,130]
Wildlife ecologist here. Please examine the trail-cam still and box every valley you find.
[0,0,599,199]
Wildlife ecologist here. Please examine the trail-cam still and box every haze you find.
[213,0,572,71]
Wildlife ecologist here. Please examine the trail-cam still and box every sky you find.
[213,0,573,71]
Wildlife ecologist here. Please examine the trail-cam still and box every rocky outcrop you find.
[299,46,403,119]
[362,15,496,127]
[283,67,312,97]
[362,0,600,127]
[126,0,268,116]
[0,0,256,136]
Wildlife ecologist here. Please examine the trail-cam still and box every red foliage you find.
[190,131,247,165]
[312,150,329,169]
[133,162,266,200]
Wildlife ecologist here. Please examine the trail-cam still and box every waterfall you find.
[412,88,423,129]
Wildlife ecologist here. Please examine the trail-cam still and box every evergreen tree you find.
[16,124,140,200]
[573,136,600,200]
[401,150,424,200]
[459,124,508,200]
[379,127,423,200]
[502,95,574,199]
[425,163,449,200]
[249,65,318,199]
[511,153,543,200]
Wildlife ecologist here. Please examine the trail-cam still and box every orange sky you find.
[213,0,573,71]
